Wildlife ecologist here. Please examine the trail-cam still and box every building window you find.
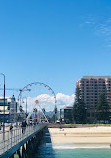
[91,113,94,117]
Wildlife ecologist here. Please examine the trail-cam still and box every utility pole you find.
[0,73,5,141]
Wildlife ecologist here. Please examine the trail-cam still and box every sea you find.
[35,129,111,158]
[35,143,111,158]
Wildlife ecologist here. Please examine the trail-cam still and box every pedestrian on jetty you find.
[22,121,27,134]
[10,124,13,135]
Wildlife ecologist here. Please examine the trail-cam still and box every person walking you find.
[22,121,25,134]
[24,121,27,133]
[10,124,13,135]
[22,120,27,134]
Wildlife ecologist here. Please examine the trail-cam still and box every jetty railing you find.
[0,124,44,155]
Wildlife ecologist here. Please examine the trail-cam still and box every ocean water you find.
[36,143,111,158]
[35,129,111,158]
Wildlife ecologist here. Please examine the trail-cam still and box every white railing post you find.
[7,131,9,150]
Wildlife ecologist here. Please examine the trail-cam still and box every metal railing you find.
[0,124,45,155]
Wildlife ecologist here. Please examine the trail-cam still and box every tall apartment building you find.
[76,76,111,123]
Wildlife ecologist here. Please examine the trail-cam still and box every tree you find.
[96,93,110,123]
[42,108,45,115]
[33,108,38,122]
[54,105,57,115]
[72,87,87,124]
[42,108,45,119]
[19,105,24,113]
[33,108,37,115]
[54,105,57,123]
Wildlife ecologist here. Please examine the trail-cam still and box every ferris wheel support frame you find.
[18,82,57,123]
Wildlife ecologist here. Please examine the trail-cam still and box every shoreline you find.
[51,143,111,149]
[48,127,111,146]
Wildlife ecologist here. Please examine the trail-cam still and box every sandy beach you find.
[48,127,111,145]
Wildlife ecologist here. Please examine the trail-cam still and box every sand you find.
[48,127,111,145]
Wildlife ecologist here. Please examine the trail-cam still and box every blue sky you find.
[0,0,111,96]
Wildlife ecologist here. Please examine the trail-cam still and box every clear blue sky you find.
[0,0,111,95]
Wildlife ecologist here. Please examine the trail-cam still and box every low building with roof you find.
[63,106,73,124]
[0,95,17,123]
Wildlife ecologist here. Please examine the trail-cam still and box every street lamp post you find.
[18,88,31,108]
[26,97,27,115]
[0,73,5,141]
[22,97,27,116]
[60,109,62,123]
[18,89,31,120]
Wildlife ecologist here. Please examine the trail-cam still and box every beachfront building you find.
[76,76,111,123]
[63,106,73,124]
[0,95,17,122]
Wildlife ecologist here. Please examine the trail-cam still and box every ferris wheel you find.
[18,82,57,123]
